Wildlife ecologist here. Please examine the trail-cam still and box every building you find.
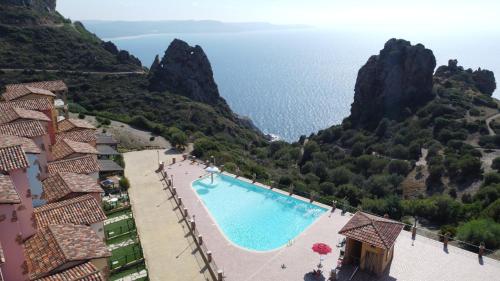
[98,159,124,178]
[34,262,104,281]
[23,224,111,280]
[96,144,120,160]
[96,134,119,150]
[51,139,99,161]
[41,172,103,203]
[47,155,100,180]
[0,98,58,144]
[34,195,107,240]
[0,135,45,207]
[0,146,36,281]
[3,80,68,120]
[57,118,95,133]
[338,211,404,276]
[56,129,98,147]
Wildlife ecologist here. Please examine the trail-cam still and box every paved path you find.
[124,149,210,281]
[167,161,500,281]
[485,112,500,135]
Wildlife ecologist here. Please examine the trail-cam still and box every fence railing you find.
[165,158,499,264]
[106,218,137,239]
[109,245,144,270]
[159,169,223,281]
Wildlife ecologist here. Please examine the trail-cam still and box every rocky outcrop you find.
[435,59,496,96]
[148,39,224,105]
[349,39,436,129]
[472,68,496,96]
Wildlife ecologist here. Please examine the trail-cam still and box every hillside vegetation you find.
[1,3,500,251]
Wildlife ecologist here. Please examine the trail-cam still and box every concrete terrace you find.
[128,149,500,281]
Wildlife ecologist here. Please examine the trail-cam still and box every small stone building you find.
[338,211,404,276]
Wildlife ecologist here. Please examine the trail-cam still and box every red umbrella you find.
[312,243,332,268]
[312,243,332,255]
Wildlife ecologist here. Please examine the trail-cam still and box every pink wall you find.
[0,204,29,281]
[9,170,36,239]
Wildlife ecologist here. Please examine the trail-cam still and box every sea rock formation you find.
[148,39,223,105]
[472,68,496,96]
[349,38,436,129]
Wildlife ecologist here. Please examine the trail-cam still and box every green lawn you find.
[109,242,143,270]
[110,262,147,281]
[106,230,138,246]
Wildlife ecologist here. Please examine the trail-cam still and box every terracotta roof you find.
[48,155,99,175]
[0,174,20,204]
[52,139,98,160]
[0,145,29,172]
[34,262,104,281]
[0,134,41,154]
[338,212,404,249]
[42,172,102,203]
[0,98,54,111]
[58,119,95,132]
[0,107,51,125]
[6,80,67,93]
[0,120,47,137]
[24,224,111,280]
[35,195,106,228]
[56,130,97,144]
[2,86,56,101]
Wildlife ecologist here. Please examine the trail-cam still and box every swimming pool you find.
[192,173,327,251]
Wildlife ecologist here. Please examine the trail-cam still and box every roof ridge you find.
[46,225,70,263]
[51,154,93,164]
[338,212,373,233]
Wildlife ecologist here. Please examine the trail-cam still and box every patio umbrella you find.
[205,166,220,183]
[312,243,332,268]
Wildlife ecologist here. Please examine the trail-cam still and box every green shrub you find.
[456,219,500,249]
[78,112,85,119]
[119,177,130,190]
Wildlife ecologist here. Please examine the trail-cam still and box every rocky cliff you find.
[148,39,224,105]
[435,59,496,96]
[349,38,436,129]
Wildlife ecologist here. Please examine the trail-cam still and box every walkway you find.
[166,159,500,281]
[124,149,210,281]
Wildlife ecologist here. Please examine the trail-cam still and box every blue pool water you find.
[192,173,327,251]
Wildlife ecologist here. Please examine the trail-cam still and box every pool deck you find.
[166,158,500,281]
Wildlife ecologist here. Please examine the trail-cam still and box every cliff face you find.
[149,39,224,105]
[1,0,56,12]
[349,38,436,129]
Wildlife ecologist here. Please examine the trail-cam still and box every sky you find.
[58,0,500,32]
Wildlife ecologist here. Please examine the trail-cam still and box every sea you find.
[91,28,500,142]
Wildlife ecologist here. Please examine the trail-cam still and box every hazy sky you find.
[58,0,499,31]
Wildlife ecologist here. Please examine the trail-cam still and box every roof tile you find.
[0,120,47,137]
[0,174,20,204]
[52,139,98,160]
[34,194,106,228]
[24,224,110,280]
[2,85,56,101]
[58,119,95,132]
[48,155,99,175]
[339,211,404,249]
[34,262,104,281]
[0,145,29,172]
[0,98,54,111]
[56,129,97,144]
[6,80,67,93]
[0,134,41,154]
[42,172,102,203]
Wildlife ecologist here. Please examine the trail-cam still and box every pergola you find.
[338,211,404,276]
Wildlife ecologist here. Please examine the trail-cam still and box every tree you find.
[170,131,188,150]
[456,219,500,249]
[387,160,411,176]
[319,182,335,196]
[329,167,352,186]
[119,177,130,191]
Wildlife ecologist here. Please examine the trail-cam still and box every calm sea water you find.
[100,29,500,141]
[192,173,326,251]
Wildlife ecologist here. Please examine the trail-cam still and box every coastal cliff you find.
[0,0,56,12]
[148,39,224,105]
[349,39,436,129]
